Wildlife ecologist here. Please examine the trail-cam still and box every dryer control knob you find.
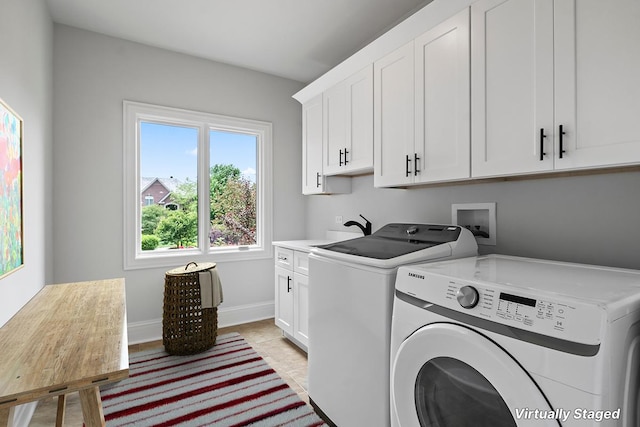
[457,286,479,309]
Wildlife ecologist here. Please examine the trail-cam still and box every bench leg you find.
[0,406,15,427]
[79,387,105,427]
[56,394,67,427]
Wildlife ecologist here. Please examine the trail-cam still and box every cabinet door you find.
[471,0,554,177]
[374,41,415,187]
[274,265,294,334]
[344,65,374,174]
[323,81,347,174]
[554,0,640,170]
[324,66,374,175]
[293,272,309,347]
[414,8,470,183]
[302,94,325,194]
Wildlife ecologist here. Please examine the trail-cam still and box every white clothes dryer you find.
[391,255,640,427]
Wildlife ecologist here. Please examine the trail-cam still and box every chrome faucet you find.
[344,214,372,236]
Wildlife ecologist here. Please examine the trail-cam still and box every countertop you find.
[273,231,361,253]
[272,240,333,252]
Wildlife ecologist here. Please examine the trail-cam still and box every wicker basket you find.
[163,262,218,355]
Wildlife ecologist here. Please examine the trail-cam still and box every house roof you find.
[140,177,182,194]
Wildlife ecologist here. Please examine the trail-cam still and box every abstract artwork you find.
[0,98,23,279]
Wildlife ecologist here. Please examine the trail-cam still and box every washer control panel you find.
[399,267,604,345]
[444,281,602,344]
[494,291,567,330]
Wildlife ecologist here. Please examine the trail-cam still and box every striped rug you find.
[100,333,326,427]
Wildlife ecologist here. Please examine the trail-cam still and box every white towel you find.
[199,269,223,309]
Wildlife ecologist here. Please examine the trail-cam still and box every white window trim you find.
[123,100,273,270]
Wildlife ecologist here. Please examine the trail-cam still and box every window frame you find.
[123,100,273,270]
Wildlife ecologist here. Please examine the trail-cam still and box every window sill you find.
[124,245,273,270]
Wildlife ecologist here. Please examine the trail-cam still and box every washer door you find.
[392,323,557,427]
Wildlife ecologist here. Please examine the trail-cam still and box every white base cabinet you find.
[274,245,311,350]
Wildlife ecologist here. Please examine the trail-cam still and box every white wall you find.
[0,0,53,327]
[52,25,306,339]
[306,172,640,270]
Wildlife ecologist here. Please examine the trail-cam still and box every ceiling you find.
[46,0,433,83]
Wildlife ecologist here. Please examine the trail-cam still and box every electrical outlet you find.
[335,215,343,224]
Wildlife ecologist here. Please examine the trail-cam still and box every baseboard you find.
[127,300,275,344]
[127,318,162,345]
[13,402,37,427]
[217,301,275,329]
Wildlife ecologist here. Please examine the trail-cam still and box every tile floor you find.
[28,319,309,426]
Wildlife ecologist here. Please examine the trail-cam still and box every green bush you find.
[141,234,160,251]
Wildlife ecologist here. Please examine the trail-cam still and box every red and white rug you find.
[100,333,326,426]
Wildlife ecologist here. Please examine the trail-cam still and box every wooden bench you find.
[0,279,129,427]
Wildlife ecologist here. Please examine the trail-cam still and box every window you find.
[124,101,273,269]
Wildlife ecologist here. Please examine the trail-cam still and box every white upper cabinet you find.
[375,8,470,187]
[301,94,351,195]
[302,94,324,194]
[472,0,640,178]
[298,0,640,190]
[554,0,640,170]
[471,0,554,177]
[323,65,374,175]
[374,41,415,187]
[415,8,470,183]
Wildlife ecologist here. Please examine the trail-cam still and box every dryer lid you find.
[316,223,462,260]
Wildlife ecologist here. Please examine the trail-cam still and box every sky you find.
[140,121,257,182]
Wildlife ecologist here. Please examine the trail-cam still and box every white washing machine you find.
[308,223,478,427]
[391,254,640,427]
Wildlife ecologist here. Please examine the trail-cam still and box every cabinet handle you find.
[278,256,288,261]
[539,128,546,161]
[405,154,411,177]
[316,172,321,188]
[287,276,292,292]
[339,149,344,166]
[414,153,420,176]
[344,148,349,165]
[559,125,566,159]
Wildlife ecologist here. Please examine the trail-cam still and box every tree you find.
[212,177,257,246]
[171,178,198,213]
[155,210,198,248]
[142,164,256,248]
[141,204,168,235]
[210,164,241,222]
[210,164,241,196]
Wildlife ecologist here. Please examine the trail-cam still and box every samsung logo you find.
[408,272,425,280]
